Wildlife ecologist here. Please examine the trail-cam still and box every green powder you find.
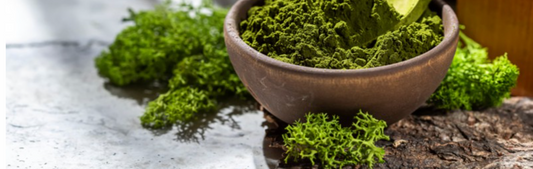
[240,0,444,69]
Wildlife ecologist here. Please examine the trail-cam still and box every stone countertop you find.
[6,0,272,168]
[7,43,272,169]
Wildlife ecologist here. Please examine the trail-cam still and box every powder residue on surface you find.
[240,0,444,69]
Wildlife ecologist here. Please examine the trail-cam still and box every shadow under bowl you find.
[224,0,459,125]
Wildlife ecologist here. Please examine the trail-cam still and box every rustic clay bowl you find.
[224,0,459,125]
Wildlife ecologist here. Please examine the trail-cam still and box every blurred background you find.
[456,0,533,97]
[6,0,531,96]
[5,0,237,44]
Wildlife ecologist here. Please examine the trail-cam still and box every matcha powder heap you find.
[240,0,444,69]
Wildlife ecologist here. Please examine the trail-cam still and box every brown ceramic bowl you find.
[224,0,459,125]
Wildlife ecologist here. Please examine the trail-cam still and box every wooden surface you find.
[457,0,533,97]
[263,97,533,168]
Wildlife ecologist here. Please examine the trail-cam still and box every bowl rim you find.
[224,0,459,77]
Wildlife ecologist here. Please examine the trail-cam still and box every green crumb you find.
[95,1,248,129]
[283,110,389,168]
[428,31,520,110]
[240,0,443,69]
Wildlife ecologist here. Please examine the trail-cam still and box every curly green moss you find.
[283,111,389,168]
[95,1,248,129]
[240,0,443,69]
[95,3,204,86]
[140,87,216,129]
[169,51,247,97]
[428,32,520,110]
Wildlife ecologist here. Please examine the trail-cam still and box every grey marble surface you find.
[6,0,276,168]
[6,0,157,44]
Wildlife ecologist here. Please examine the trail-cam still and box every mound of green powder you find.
[240,0,444,69]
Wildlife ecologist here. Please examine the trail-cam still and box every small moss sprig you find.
[140,87,216,129]
[428,31,519,110]
[282,111,389,168]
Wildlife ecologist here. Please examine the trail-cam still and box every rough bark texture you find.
[263,97,533,169]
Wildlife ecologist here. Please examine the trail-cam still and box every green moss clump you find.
[140,87,216,129]
[428,32,520,110]
[240,0,443,69]
[95,3,199,86]
[283,111,389,168]
[95,1,248,128]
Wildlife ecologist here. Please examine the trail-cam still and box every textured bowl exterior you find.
[224,0,459,125]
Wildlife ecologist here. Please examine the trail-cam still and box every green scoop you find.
[388,0,432,29]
